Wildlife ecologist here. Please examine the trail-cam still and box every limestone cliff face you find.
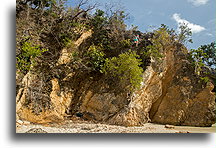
[149,58,215,126]
[148,46,215,127]
[16,33,215,127]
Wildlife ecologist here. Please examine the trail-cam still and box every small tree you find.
[190,48,207,75]
[102,50,143,91]
[189,42,216,75]
[199,42,216,68]
[16,41,48,74]
[151,26,172,51]
[87,45,105,72]
[177,23,193,44]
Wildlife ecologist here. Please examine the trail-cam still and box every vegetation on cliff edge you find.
[16,0,215,114]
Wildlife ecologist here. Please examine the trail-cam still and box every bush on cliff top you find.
[102,50,143,91]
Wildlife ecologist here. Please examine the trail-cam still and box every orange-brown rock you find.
[149,47,215,127]
[16,33,215,127]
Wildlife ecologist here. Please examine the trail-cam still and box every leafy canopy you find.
[190,42,216,67]
[87,45,105,72]
[102,50,143,91]
[16,41,48,74]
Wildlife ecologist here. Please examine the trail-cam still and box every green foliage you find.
[22,41,47,58]
[71,51,79,62]
[153,27,172,50]
[189,48,207,75]
[61,36,71,47]
[87,45,105,72]
[28,0,57,9]
[199,42,216,68]
[138,26,168,65]
[189,42,216,81]
[145,45,163,60]
[90,9,111,48]
[190,48,208,63]
[159,23,192,45]
[178,23,193,44]
[120,39,131,48]
[200,76,210,83]
[90,8,129,57]
[90,9,108,30]
[137,44,163,70]
[108,10,127,31]
[102,50,143,91]
[16,41,48,74]
[160,24,175,35]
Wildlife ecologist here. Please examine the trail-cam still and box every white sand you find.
[16,120,216,133]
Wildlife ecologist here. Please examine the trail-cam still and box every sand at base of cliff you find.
[173,123,216,133]
[16,120,216,133]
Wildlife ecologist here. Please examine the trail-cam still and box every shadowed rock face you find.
[16,32,215,127]
[149,59,215,127]
[147,46,215,127]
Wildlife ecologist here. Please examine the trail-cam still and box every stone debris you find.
[175,131,190,133]
[16,121,175,133]
[165,124,175,129]
[25,128,48,133]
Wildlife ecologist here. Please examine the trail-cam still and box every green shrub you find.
[152,27,172,51]
[16,41,48,74]
[90,9,107,30]
[102,50,143,91]
[178,23,193,44]
[138,27,170,66]
[189,44,215,83]
[87,45,105,72]
[138,41,163,69]
[145,45,163,60]
[21,41,47,58]
[200,42,216,68]
[200,76,210,83]
[189,48,208,75]
[71,51,79,61]
[120,39,131,48]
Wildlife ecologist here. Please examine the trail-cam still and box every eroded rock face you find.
[16,73,66,124]
[16,31,93,124]
[16,33,215,127]
[150,64,215,127]
[107,66,162,126]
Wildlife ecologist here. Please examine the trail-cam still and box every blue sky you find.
[67,0,215,49]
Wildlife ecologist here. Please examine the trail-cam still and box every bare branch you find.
[71,1,98,20]
[77,0,89,9]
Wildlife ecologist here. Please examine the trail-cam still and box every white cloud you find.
[172,13,206,34]
[187,0,209,6]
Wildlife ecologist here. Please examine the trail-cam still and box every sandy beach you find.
[16,120,216,133]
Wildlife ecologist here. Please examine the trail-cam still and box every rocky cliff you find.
[16,32,215,127]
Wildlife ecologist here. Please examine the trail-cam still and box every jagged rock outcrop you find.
[16,31,93,123]
[107,45,187,126]
[149,61,215,126]
[16,73,65,123]
[16,32,215,127]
